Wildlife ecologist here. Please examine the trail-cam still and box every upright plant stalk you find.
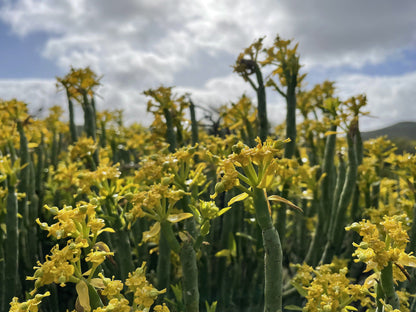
[284,83,297,159]
[253,64,268,142]
[321,124,337,220]
[163,107,177,153]
[82,92,99,167]
[17,120,34,291]
[180,236,199,312]
[3,184,19,311]
[178,197,199,312]
[189,99,199,146]
[158,196,200,312]
[253,188,282,312]
[155,107,177,295]
[304,124,337,265]
[156,233,171,291]
[35,135,46,206]
[99,120,107,148]
[0,226,4,310]
[378,262,400,309]
[50,129,58,169]
[326,154,346,243]
[321,124,358,263]
[83,92,97,141]
[276,185,289,249]
[350,130,363,221]
[103,200,134,281]
[17,121,29,220]
[112,229,134,280]
[27,161,39,265]
[66,89,78,143]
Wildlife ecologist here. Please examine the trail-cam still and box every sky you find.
[0,0,416,131]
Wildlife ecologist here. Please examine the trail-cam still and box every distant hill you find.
[362,122,416,141]
[362,122,416,153]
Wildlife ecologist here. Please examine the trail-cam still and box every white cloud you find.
[279,1,416,69]
[0,78,64,115]
[336,71,416,131]
[0,0,416,131]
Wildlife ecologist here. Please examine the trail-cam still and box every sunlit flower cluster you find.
[125,262,167,310]
[27,241,81,290]
[212,137,288,198]
[292,262,371,312]
[9,292,50,312]
[57,66,101,100]
[37,201,114,240]
[69,136,98,161]
[346,215,416,281]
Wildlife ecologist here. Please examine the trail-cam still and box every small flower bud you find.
[214,181,225,194]
[124,192,134,201]
[79,204,88,214]
[161,176,172,186]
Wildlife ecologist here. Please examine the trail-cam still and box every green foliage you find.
[1,36,415,312]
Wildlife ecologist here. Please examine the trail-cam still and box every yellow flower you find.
[39,202,109,240]
[293,262,370,312]
[85,249,114,266]
[69,136,97,160]
[92,298,130,312]
[9,292,50,312]
[125,262,166,309]
[347,215,416,282]
[57,67,101,102]
[28,242,79,290]
[215,137,287,192]
[98,275,124,299]
[153,303,170,312]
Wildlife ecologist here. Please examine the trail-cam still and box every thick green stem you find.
[160,221,181,254]
[82,93,99,167]
[284,86,297,159]
[0,232,3,310]
[306,131,318,166]
[253,188,282,312]
[99,120,107,148]
[380,262,400,309]
[321,124,337,219]
[406,204,416,254]
[326,154,346,244]
[304,199,325,266]
[332,131,357,244]
[180,240,199,312]
[254,64,268,142]
[51,130,58,169]
[3,185,19,311]
[112,230,134,280]
[179,197,200,311]
[157,232,171,291]
[28,162,39,265]
[163,108,177,153]
[83,93,97,141]
[276,185,289,249]
[322,127,358,263]
[17,121,29,221]
[67,89,78,143]
[189,99,199,145]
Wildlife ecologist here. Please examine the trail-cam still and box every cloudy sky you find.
[1,0,416,131]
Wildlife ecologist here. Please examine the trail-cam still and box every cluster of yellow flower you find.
[292,261,371,312]
[347,215,416,282]
[11,200,170,312]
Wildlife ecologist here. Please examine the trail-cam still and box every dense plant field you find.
[2,35,416,312]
